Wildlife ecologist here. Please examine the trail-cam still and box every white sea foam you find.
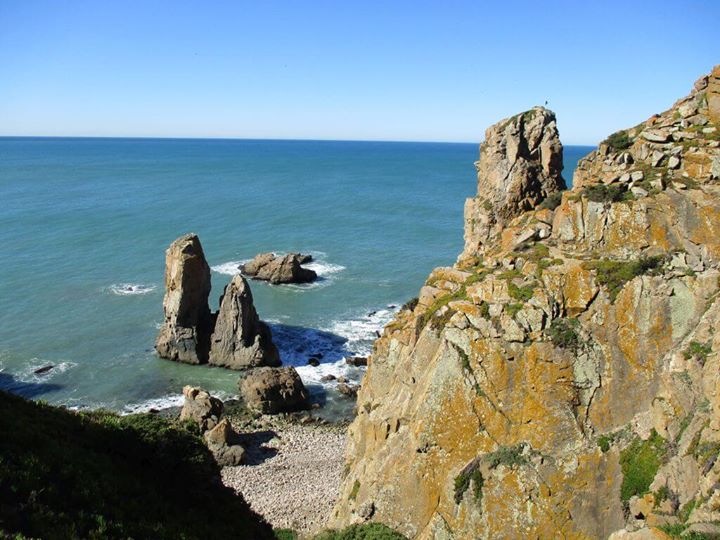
[108,283,156,296]
[325,307,398,356]
[16,359,77,381]
[211,260,247,276]
[122,390,235,415]
[303,260,346,276]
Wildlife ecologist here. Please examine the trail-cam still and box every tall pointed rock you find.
[155,234,213,364]
[461,106,565,263]
[208,275,280,369]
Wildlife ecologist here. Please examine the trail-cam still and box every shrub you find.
[683,341,712,365]
[454,463,484,505]
[401,297,418,312]
[605,130,632,150]
[508,282,535,302]
[505,303,524,317]
[349,479,361,501]
[313,523,407,540]
[584,256,665,302]
[486,445,527,469]
[583,184,631,204]
[619,430,667,502]
[275,529,299,540]
[598,435,613,453]
[539,191,563,210]
[0,391,272,540]
[547,318,581,351]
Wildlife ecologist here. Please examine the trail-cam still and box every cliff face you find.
[331,67,720,539]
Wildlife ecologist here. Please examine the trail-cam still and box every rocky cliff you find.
[330,66,720,539]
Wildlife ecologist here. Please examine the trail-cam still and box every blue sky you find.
[0,1,718,144]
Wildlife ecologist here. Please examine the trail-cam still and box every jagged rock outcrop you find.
[156,234,280,369]
[331,67,720,539]
[239,366,309,414]
[204,418,246,466]
[460,107,565,264]
[209,275,280,369]
[155,234,213,364]
[241,252,317,284]
[179,385,224,431]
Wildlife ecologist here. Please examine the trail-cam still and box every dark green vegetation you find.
[0,391,273,540]
[584,256,665,302]
[454,461,484,505]
[485,444,528,469]
[547,317,581,351]
[582,183,632,204]
[274,530,299,540]
[313,524,407,540]
[604,129,632,150]
[539,191,563,210]
[401,297,418,312]
[619,430,667,502]
[684,340,712,366]
[349,479,361,501]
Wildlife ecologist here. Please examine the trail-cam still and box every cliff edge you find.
[330,66,720,539]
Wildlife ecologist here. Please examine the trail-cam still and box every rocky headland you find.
[330,66,720,539]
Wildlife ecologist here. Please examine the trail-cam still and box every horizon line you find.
[0,134,599,147]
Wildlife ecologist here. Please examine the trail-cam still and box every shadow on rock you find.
[268,323,354,366]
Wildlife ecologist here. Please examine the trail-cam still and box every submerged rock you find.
[155,234,213,364]
[241,252,317,284]
[239,367,309,414]
[208,275,280,369]
[179,385,223,431]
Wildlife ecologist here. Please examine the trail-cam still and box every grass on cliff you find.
[0,390,273,540]
[619,430,668,502]
[312,524,406,540]
[547,317,581,351]
[583,256,665,302]
[604,129,632,150]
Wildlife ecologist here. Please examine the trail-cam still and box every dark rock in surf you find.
[241,253,317,284]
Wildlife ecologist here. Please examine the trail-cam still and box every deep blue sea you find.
[0,138,594,419]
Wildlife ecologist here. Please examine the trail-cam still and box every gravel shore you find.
[221,416,347,536]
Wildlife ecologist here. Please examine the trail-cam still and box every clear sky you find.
[1,1,718,144]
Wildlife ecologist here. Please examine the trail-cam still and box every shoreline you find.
[221,414,348,536]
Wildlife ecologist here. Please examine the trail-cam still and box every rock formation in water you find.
[241,252,317,284]
[155,234,213,364]
[239,366,310,414]
[209,275,281,369]
[331,67,720,539]
[156,234,280,369]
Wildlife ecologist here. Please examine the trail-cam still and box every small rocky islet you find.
[4,65,720,540]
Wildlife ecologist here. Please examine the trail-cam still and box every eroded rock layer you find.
[331,67,720,539]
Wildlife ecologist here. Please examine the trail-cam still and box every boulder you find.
[708,64,720,125]
[203,418,246,466]
[346,356,368,367]
[337,382,359,398]
[208,275,280,369]
[155,234,213,364]
[241,252,317,284]
[238,367,310,414]
[179,385,223,431]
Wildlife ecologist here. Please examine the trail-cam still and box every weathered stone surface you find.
[331,67,720,539]
[203,418,245,466]
[155,234,213,364]
[242,253,317,284]
[239,367,309,414]
[179,385,223,431]
[208,275,280,369]
[460,107,565,262]
[708,64,720,124]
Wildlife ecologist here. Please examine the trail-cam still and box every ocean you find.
[0,138,594,419]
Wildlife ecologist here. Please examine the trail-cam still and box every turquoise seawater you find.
[0,138,594,418]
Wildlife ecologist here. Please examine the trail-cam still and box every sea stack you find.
[155,233,213,364]
[156,234,280,369]
[241,252,317,284]
[460,106,565,263]
[208,274,281,369]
